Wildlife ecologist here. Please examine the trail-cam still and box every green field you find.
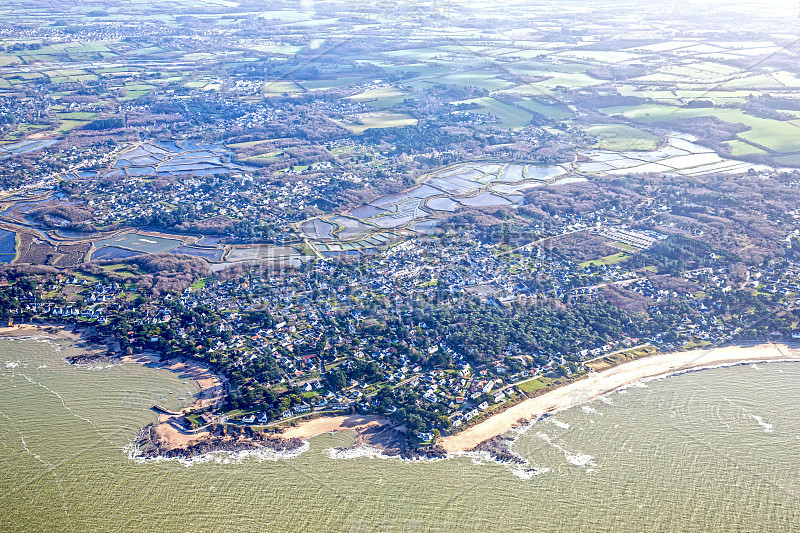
[585,124,660,151]
[451,97,536,129]
[347,87,409,108]
[514,98,573,120]
[600,103,800,154]
[56,111,97,120]
[333,112,417,134]
[55,120,87,133]
[579,252,630,268]
[262,81,304,95]
[725,140,767,156]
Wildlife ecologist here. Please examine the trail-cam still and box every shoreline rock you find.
[470,434,527,465]
[131,423,306,460]
[64,352,119,365]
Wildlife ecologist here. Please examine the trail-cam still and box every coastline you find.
[439,342,800,453]
[132,341,800,461]
[5,325,799,461]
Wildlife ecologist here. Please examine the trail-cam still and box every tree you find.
[326,369,346,390]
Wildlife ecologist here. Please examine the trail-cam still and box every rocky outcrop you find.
[64,352,119,365]
[470,434,527,465]
[131,423,305,460]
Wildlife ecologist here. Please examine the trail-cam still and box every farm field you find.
[0,0,799,273]
[450,97,537,129]
[600,104,800,154]
[347,86,409,108]
[584,124,660,151]
[333,112,418,134]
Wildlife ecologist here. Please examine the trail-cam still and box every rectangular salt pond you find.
[302,219,335,239]
[0,139,58,156]
[91,246,144,260]
[94,233,182,253]
[226,246,302,261]
[659,153,723,170]
[426,197,459,212]
[427,176,481,194]
[0,229,16,255]
[456,192,512,207]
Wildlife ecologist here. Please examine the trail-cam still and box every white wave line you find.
[537,432,596,468]
[0,408,70,516]
[17,373,113,445]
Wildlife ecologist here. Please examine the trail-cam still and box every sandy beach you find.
[440,342,800,453]
[122,352,224,411]
[0,323,83,342]
[6,325,799,456]
[122,352,226,449]
[280,415,388,440]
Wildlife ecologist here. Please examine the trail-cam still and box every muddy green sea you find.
[1,337,798,532]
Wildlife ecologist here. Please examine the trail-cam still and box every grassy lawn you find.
[579,252,630,268]
[191,277,210,290]
[100,263,140,278]
[585,345,657,372]
[517,377,550,393]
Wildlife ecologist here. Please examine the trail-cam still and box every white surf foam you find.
[326,445,388,460]
[547,418,570,430]
[537,431,596,468]
[751,415,773,433]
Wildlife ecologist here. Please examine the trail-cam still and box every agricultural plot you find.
[299,77,367,91]
[347,87,409,108]
[513,98,573,120]
[600,104,800,155]
[579,252,630,268]
[449,97,536,129]
[262,81,304,95]
[585,124,660,151]
[333,112,417,134]
[428,71,514,91]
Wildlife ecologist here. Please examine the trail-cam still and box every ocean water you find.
[1,338,798,532]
